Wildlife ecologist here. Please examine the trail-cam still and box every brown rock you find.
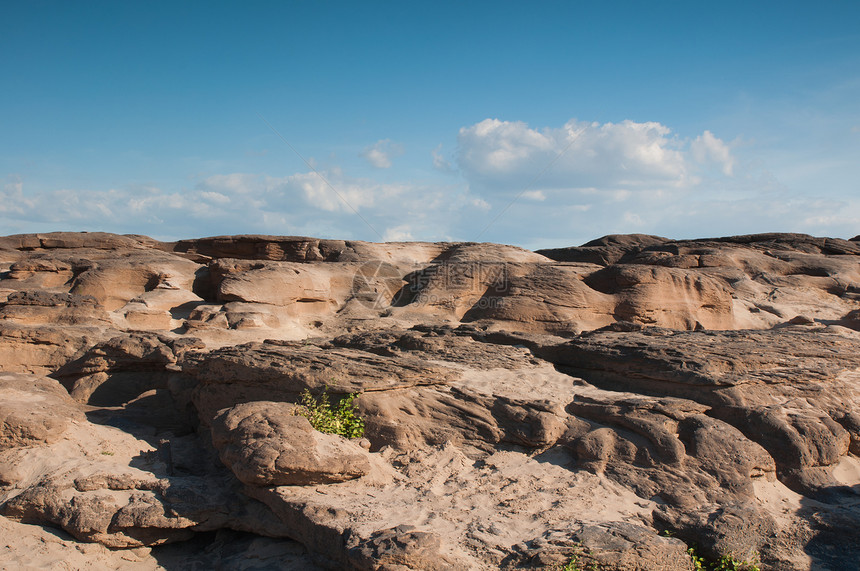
[183,339,456,422]
[210,401,372,486]
[1,230,859,570]
[51,332,203,406]
[515,522,693,571]
[0,323,105,375]
[0,373,84,448]
[347,525,459,571]
[537,234,671,265]
[537,327,860,501]
[0,290,111,326]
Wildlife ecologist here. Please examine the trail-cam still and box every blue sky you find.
[2,1,859,248]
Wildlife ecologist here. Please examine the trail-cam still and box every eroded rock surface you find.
[211,401,372,486]
[0,373,84,449]
[1,231,859,570]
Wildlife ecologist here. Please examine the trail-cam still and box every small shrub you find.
[546,545,599,571]
[294,387,365,439]
[687,545,760,571]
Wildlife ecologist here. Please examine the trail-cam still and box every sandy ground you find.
[0,515,320,571]
[252,442,657,569]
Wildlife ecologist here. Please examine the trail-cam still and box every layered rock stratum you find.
[0,231,859,570]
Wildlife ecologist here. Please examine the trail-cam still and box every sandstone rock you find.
[1,257,75,290]
[0,513,177,570]
[657,503,778,564]
[0,416,296,550]
[67,251,202,311]
[537,234,671,265]
[357,386,504,452]
[1,479,197,547]
[172,235,449,264]
[0,290,111,326]
[0,231,165,252]
[0,322,106,375]
[459,263,617,334]
[210,401,372,486]
[1,230,859,570]
[211,259,335,307]
[537,327,860,501]
[331,325,542,370]
[514,522,692,571]
[183,339,456,422]
[121,305,173,330]
[583,264,735,329]
[0,373,84,448]
[51,332,203,406]
[347,525,459,571]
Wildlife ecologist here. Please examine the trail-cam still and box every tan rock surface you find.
[0,231,858,570]
[0,373,84,450]
[211,401,372,486]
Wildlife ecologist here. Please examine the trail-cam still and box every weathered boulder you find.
[67,251,203,312]
[347,525,460,571]
[656,503,777,565]
[513,522,693,570]
[0,232,165,252]
[210,401,372,486]
[172,235,449,264]
[0,415,296,549]
[0,373,84,448]
[537,327,860,499]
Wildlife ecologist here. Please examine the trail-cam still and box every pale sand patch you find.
[752,479,813,570]
[0,515,158,571]
[256,442,656,569]
[831,454,860,491]
[0,516,320,571]
[451,362,667,408]
[450,361,579,403]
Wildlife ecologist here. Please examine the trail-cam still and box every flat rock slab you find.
[538,327,860,389]
[184,339,458,421]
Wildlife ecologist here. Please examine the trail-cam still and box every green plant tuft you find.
[294,387,365,439]
[687,545,761,571]
[545,544,599,571]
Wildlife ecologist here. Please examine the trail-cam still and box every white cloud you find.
[471,197,491,210]
[362,139,405,169]
[271,171,404,213]
[7,115,854,249]
[194,170,407,214]
[432,144,455,173]
[197,191,231,205]
[1,177,30,215]
[456,118,731,193]
[521,190,546,201]
[198,173,260,194]
[691,130,735,175]
[0,168,452,242]
[383,224,414,241]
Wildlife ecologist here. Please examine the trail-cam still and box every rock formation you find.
[1,231,859,570]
